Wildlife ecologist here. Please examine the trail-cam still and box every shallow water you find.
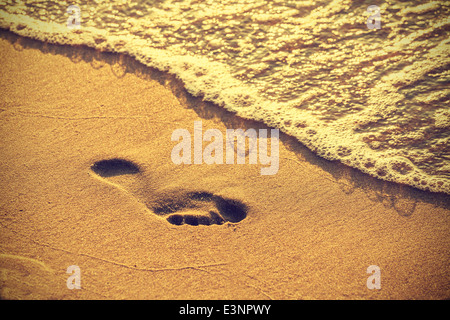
[0,0,448,194]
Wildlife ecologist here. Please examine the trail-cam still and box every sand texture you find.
[0,32,449,300]
[2,1,449,194]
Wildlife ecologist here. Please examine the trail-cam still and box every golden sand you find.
[0,31,449,299]
[1,1,449,194]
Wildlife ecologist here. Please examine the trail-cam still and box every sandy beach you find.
[0,31,449,300]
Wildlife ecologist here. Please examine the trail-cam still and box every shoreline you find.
[1,9,448,195]
[0,30,449,299]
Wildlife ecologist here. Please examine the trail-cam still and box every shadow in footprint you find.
[90,159,248,226]
[152,191,248,226]
[214,197,247,223]
[91,158,140,177]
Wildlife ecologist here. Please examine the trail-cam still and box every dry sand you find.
[0,30,449,300]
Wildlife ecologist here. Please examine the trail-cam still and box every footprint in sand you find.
[91,158,248,226]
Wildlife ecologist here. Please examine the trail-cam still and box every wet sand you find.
[0,31,449,300]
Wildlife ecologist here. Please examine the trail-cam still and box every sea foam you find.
[0,0,448,194]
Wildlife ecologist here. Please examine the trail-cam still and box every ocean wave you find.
[1,0,448,194]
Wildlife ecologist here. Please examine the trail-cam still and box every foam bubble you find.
[1,1,448,194]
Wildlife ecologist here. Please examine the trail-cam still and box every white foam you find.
[1,0,448,194]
